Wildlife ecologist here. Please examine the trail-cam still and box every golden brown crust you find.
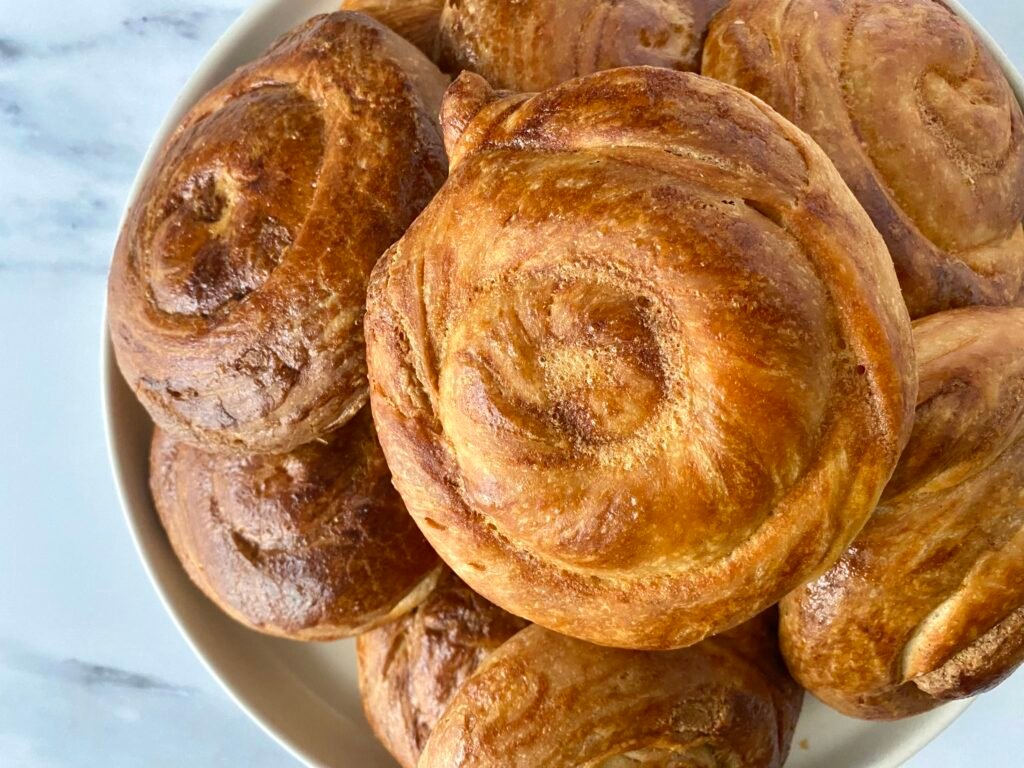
[438,0,729,90]
[345,0,728,90]
[781,306,1024,719]
[913,605,1024,701]
[108,12,448,453]
[417,611,802,767]
[356,571,528,768]
[703,0,1024,319]
[364,67,916,649]
[359,574,800,768]
[341,0,447,56]
[149,407,441,641]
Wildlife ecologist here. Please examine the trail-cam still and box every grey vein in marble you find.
[0,1,243,275]
[0,638,282,768]
[1,638,192,696]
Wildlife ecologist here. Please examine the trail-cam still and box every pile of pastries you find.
[107,0,1024,764]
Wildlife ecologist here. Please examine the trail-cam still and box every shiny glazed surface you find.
[150,407,441,640]
[108,12,449,453]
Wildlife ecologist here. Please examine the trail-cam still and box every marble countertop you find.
[0,1,1021,765]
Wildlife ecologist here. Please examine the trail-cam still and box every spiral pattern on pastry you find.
[703,0,1024,319]
[364,67,916,649]
[359,573,802,767]
[343,0,727,90]
[150,407,441,640]
[781,306,1024,720]
[108,13,448,453]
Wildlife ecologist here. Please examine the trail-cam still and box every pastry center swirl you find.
[434,202,834,572]
[449,272,669,451]
[146,85,325,316]
[842,1,1024,255]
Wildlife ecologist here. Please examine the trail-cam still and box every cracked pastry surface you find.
[359,573,802,768]
[364,67,916,649]
[108,12,448,453]
[149,407,440,640]
[781,306,1024,719]
[703,0,1024,318]
[342,0,727,90]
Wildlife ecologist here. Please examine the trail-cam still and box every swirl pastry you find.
[359,573,802,768]
[703,0,1024,319]
[341,0,447,56]
[108,12,448,453]
[149,407,441,640]
[781,306,1024,720]
[364,67,916,649]
[357,570,529,767]
[342,0,728,90]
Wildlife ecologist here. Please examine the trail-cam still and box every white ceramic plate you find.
[102,1,1024,765]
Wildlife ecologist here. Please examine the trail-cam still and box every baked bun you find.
[109,12,448,454]
[703,0,1024,319]
[364,67,916,649]
[149,407,441,640]
[359,573,802,768]
[341,0,446,56]
[343,0,727,90]
[357,570,529,768]
[781,306,1024,719]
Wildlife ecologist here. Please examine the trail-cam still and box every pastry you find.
[357,570,529,768]
[364,67,916,649]
[341,0,446,56]
[359,573,802,767]
[108,12,448,453]
[149,407,441,640]
[781,306,1024,719]
[343,0,728,90]
[703,0,1024,318]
